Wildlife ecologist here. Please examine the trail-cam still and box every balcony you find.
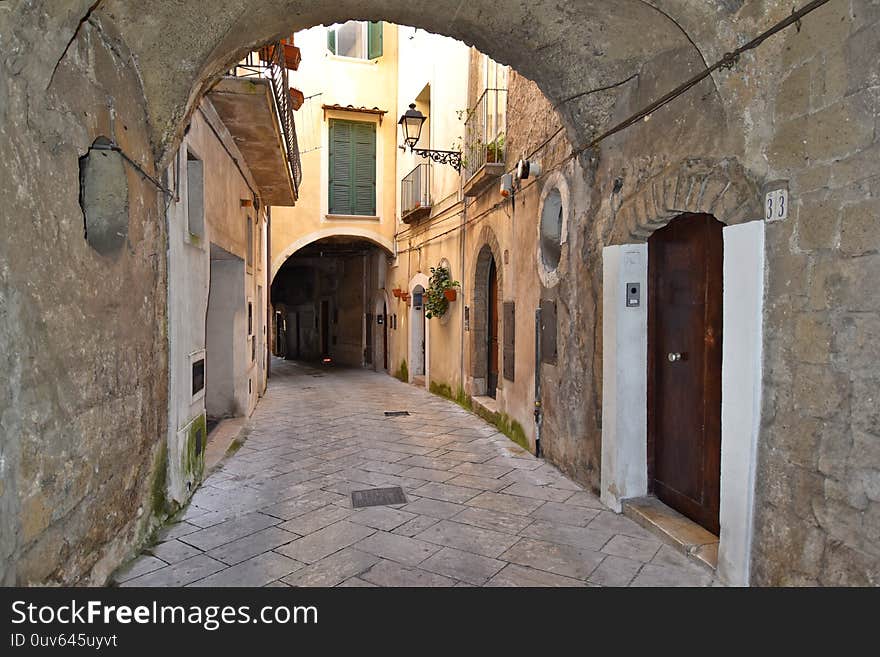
[207,43,302,206]
[401,163,432,224]
[462,88,507,198]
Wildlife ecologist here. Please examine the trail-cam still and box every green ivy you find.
[425,266,460,320]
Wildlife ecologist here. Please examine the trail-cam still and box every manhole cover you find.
[351,487,408,508]
[384,410,410,417]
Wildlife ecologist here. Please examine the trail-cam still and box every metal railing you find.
[401,162,432,219]
[463,88,507,182]
[230,44,303,197]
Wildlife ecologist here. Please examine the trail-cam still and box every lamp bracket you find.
[409,146,462,172]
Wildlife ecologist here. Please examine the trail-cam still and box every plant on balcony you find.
[425,266,460,319]
[486,133,505,163]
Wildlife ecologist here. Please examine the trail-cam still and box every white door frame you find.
[408,273,430,386]
[600,219,765,586]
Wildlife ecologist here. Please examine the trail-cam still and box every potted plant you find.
[425,266,460,319]
[392,288,403,298]
[486,133,505,164]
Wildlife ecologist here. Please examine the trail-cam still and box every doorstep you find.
[203,417,247,473]
[471,395,499,416]
[412,375,426,388]
[622,496,719,571]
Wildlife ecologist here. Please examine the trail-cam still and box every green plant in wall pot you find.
[425,266,460,319]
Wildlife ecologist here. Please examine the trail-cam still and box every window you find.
[327,21,383,60]
[329,119,376,216]
[246,216,253,269]
[540,188,564,270]
[191,358,205,397]
[186,150,204,239]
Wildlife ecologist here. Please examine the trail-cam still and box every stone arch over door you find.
[609,158,762,244]
[601,167,767,585]
[470,226,503,396]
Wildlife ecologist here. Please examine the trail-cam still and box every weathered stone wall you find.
[750,0,880,586]
[0,3,168,584]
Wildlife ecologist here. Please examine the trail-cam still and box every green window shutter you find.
[329,120,375,216]
[367,21,383,59]
[352,122,376,215]
[328,120,352,215]
[327,28,336,55]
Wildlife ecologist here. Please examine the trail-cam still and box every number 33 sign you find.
[765,188,789,222]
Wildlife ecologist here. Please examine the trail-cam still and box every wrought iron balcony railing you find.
[230,44,303,197]
[400,163,432,223]
[463,88,507,183]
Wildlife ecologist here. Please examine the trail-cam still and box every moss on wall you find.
[149,442,169,518]
[394,359,409,383]
[472,404,530,452]
[185,412,207,484]
[429,379,527,450]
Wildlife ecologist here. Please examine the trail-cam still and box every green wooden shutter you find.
[327,28,336,55]
[329,120,375,216]
[352,122,376,215]
[329,120,352,214]
[367,21,383,59]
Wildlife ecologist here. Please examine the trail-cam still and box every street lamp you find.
[398,103,462,172]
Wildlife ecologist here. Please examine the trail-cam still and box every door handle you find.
[667,352,682,362]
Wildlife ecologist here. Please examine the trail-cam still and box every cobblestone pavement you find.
[116,359,721,587]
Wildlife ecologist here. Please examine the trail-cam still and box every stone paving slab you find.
[115,360,721,587]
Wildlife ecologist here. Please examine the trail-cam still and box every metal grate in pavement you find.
[384,411,410,417]
[351,487,408,508]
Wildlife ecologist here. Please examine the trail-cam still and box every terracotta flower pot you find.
[443,289,457,302]
[392,288,402,298]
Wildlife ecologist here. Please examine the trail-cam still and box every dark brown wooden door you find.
[365,313,373,365]
[383,303,388,371]
[648,213,723,535]
[320,300,330,357]
[487,258,499,398]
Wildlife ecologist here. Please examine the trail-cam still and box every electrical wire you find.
[397,0,832,252]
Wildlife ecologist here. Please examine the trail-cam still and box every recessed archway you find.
[470,227,503,397]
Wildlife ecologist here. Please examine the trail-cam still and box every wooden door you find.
[648,213,723,535]
[383,303,388,371]
[320,300,330,358]
[365,313,373,365]
[487,258,499,398]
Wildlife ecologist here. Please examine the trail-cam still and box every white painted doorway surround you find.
[408,272,430,387]
[600,219,765,586]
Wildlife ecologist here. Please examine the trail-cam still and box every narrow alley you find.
[115,360,717,588]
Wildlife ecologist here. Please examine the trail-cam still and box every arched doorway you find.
[486,257,499,399]
[411,284,427,381]
[647,213,723,534]
[471,239,503,397]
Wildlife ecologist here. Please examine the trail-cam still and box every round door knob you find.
[667,352,682,362]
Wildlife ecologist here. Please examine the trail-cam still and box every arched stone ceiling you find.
[89,0,750,162]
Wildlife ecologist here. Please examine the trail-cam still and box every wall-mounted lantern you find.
[398,103,462,172]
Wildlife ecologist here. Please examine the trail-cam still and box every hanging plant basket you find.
[425,266,460,319]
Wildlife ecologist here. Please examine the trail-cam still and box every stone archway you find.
[609,158,762,244]
[470,227,503,396]
[0,0,832,588]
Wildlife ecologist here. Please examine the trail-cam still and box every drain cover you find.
[351,487,408,508]
[384,410,410,417]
